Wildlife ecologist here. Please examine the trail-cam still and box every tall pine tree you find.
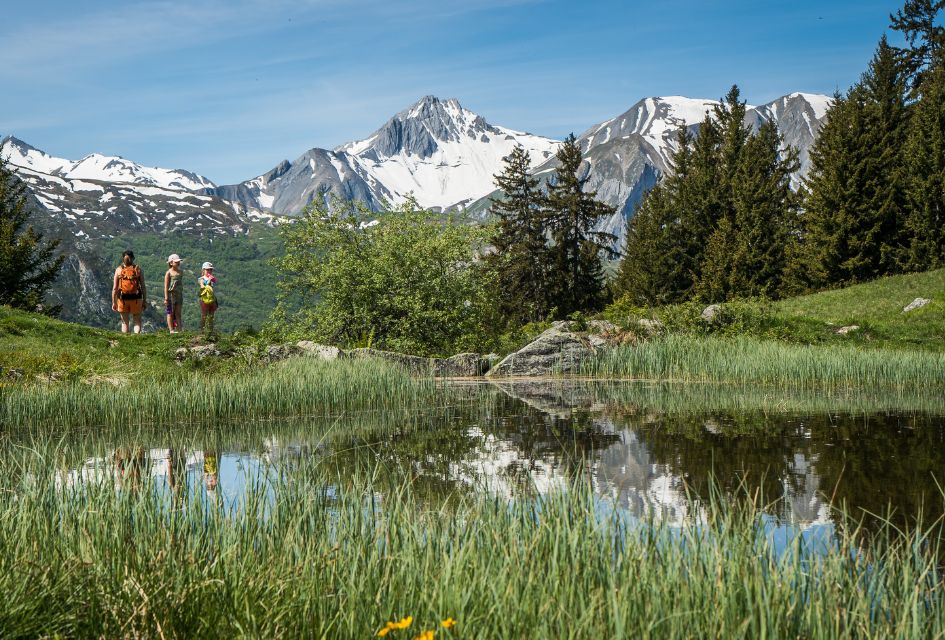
[890,0,945,95]
[794,37,910,289]
[618,85,802,304]
[483,145,551,324]
[693,87,754,301]
[544,134,617,315]
[615,127,696,304]
[0,154,64,314]
[903,61,945,269]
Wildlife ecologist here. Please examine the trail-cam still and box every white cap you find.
[167,254,182,263]
[202,261,214,270]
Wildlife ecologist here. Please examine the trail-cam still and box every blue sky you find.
[1,0,900,184]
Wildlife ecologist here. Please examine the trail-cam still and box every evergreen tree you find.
[890,0,945,94]
[544,134,617,315]
[795,38,910,289]
[0,154,64,315]
[903,62,945,269]
[692,87,755,301]
[678,115,723,300]
[727,122,800,298]
[482,145,551,324]
[615,127,696,304]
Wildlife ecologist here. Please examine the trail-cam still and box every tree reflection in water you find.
[52,381,945,537]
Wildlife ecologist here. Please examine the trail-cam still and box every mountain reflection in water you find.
[56,381,945,534]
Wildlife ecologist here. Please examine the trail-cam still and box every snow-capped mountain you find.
[209,96,560,214]
[213,92,831,246]
[1,135,267,238]
[521,92,833,243]
[4,137,215,191]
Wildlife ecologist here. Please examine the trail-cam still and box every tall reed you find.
[587,334,945,388]
[0,357,441,429]
[0,453,941,639]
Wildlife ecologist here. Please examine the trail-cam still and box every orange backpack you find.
[118,265,141,297]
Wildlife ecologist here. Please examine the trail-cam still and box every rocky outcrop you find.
[434,353,493,377]
[701,304,723,324]
[175,340,343,364]
[903,298,931,313]
[487,324,602,377]
[345,349,491,376]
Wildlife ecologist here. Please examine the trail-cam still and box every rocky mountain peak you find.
[340,95,501,160]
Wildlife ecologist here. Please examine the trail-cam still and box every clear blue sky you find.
[1,0,901,184]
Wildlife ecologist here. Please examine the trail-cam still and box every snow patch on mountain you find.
[339,96,560,209]
[1,136,216,191]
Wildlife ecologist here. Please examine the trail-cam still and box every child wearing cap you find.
[163,254,184,333]
[198,261,218,334]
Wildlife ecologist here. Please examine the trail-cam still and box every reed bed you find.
[587,334,945,389]
[0,452,942,639]
[0,357,442,429]
[524,379,945,418]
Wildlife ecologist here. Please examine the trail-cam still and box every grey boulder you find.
[487,325,599,377]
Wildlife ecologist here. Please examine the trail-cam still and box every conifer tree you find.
[0,155,64,314]
[615,127,696,304]
[795,38,910,289]
[903,62,945,269]
[727,122,800,298]
[678,115,723,300]
[483,145,551,324]
[544,134,617,315]
[692,87,755,301]
[890,0,945,94]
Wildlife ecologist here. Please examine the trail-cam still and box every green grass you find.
[0,355,441,429]
[586,334,945,388]
[0,304,264,383]
[606,268,945,353]
[772,268,945,350]
[0,449,941,639]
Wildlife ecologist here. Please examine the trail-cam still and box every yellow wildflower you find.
[414,631,435,640]
[377,615,413,636]
[440,618,457,629]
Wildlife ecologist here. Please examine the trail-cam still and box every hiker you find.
[198,261,218,333]
[204,449,219,493]
[112,250,146,334]
[163,254,184,333]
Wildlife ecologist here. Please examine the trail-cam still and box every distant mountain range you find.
[3,91,831,242]
[204,92,831,244]
[1,91,831,327]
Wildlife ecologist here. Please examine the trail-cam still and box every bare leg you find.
[174,304,183,332]
[119,311,130,333]
[132,313,142,334]
[166,307,174,332]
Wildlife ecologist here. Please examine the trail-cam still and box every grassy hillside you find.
[771,268,945,351]
[606,268,945,353]
[0,305,249,384]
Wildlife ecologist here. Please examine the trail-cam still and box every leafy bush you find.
[274,199,491,357]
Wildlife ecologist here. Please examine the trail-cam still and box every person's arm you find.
[139,268,147,304]
[112,269,120,310]
[164,271,170,303]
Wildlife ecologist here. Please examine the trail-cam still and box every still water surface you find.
[54,381,945,534]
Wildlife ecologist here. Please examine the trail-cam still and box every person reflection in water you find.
[113,446,145,492]
[167,448,187,506]
[204,450,219,496]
